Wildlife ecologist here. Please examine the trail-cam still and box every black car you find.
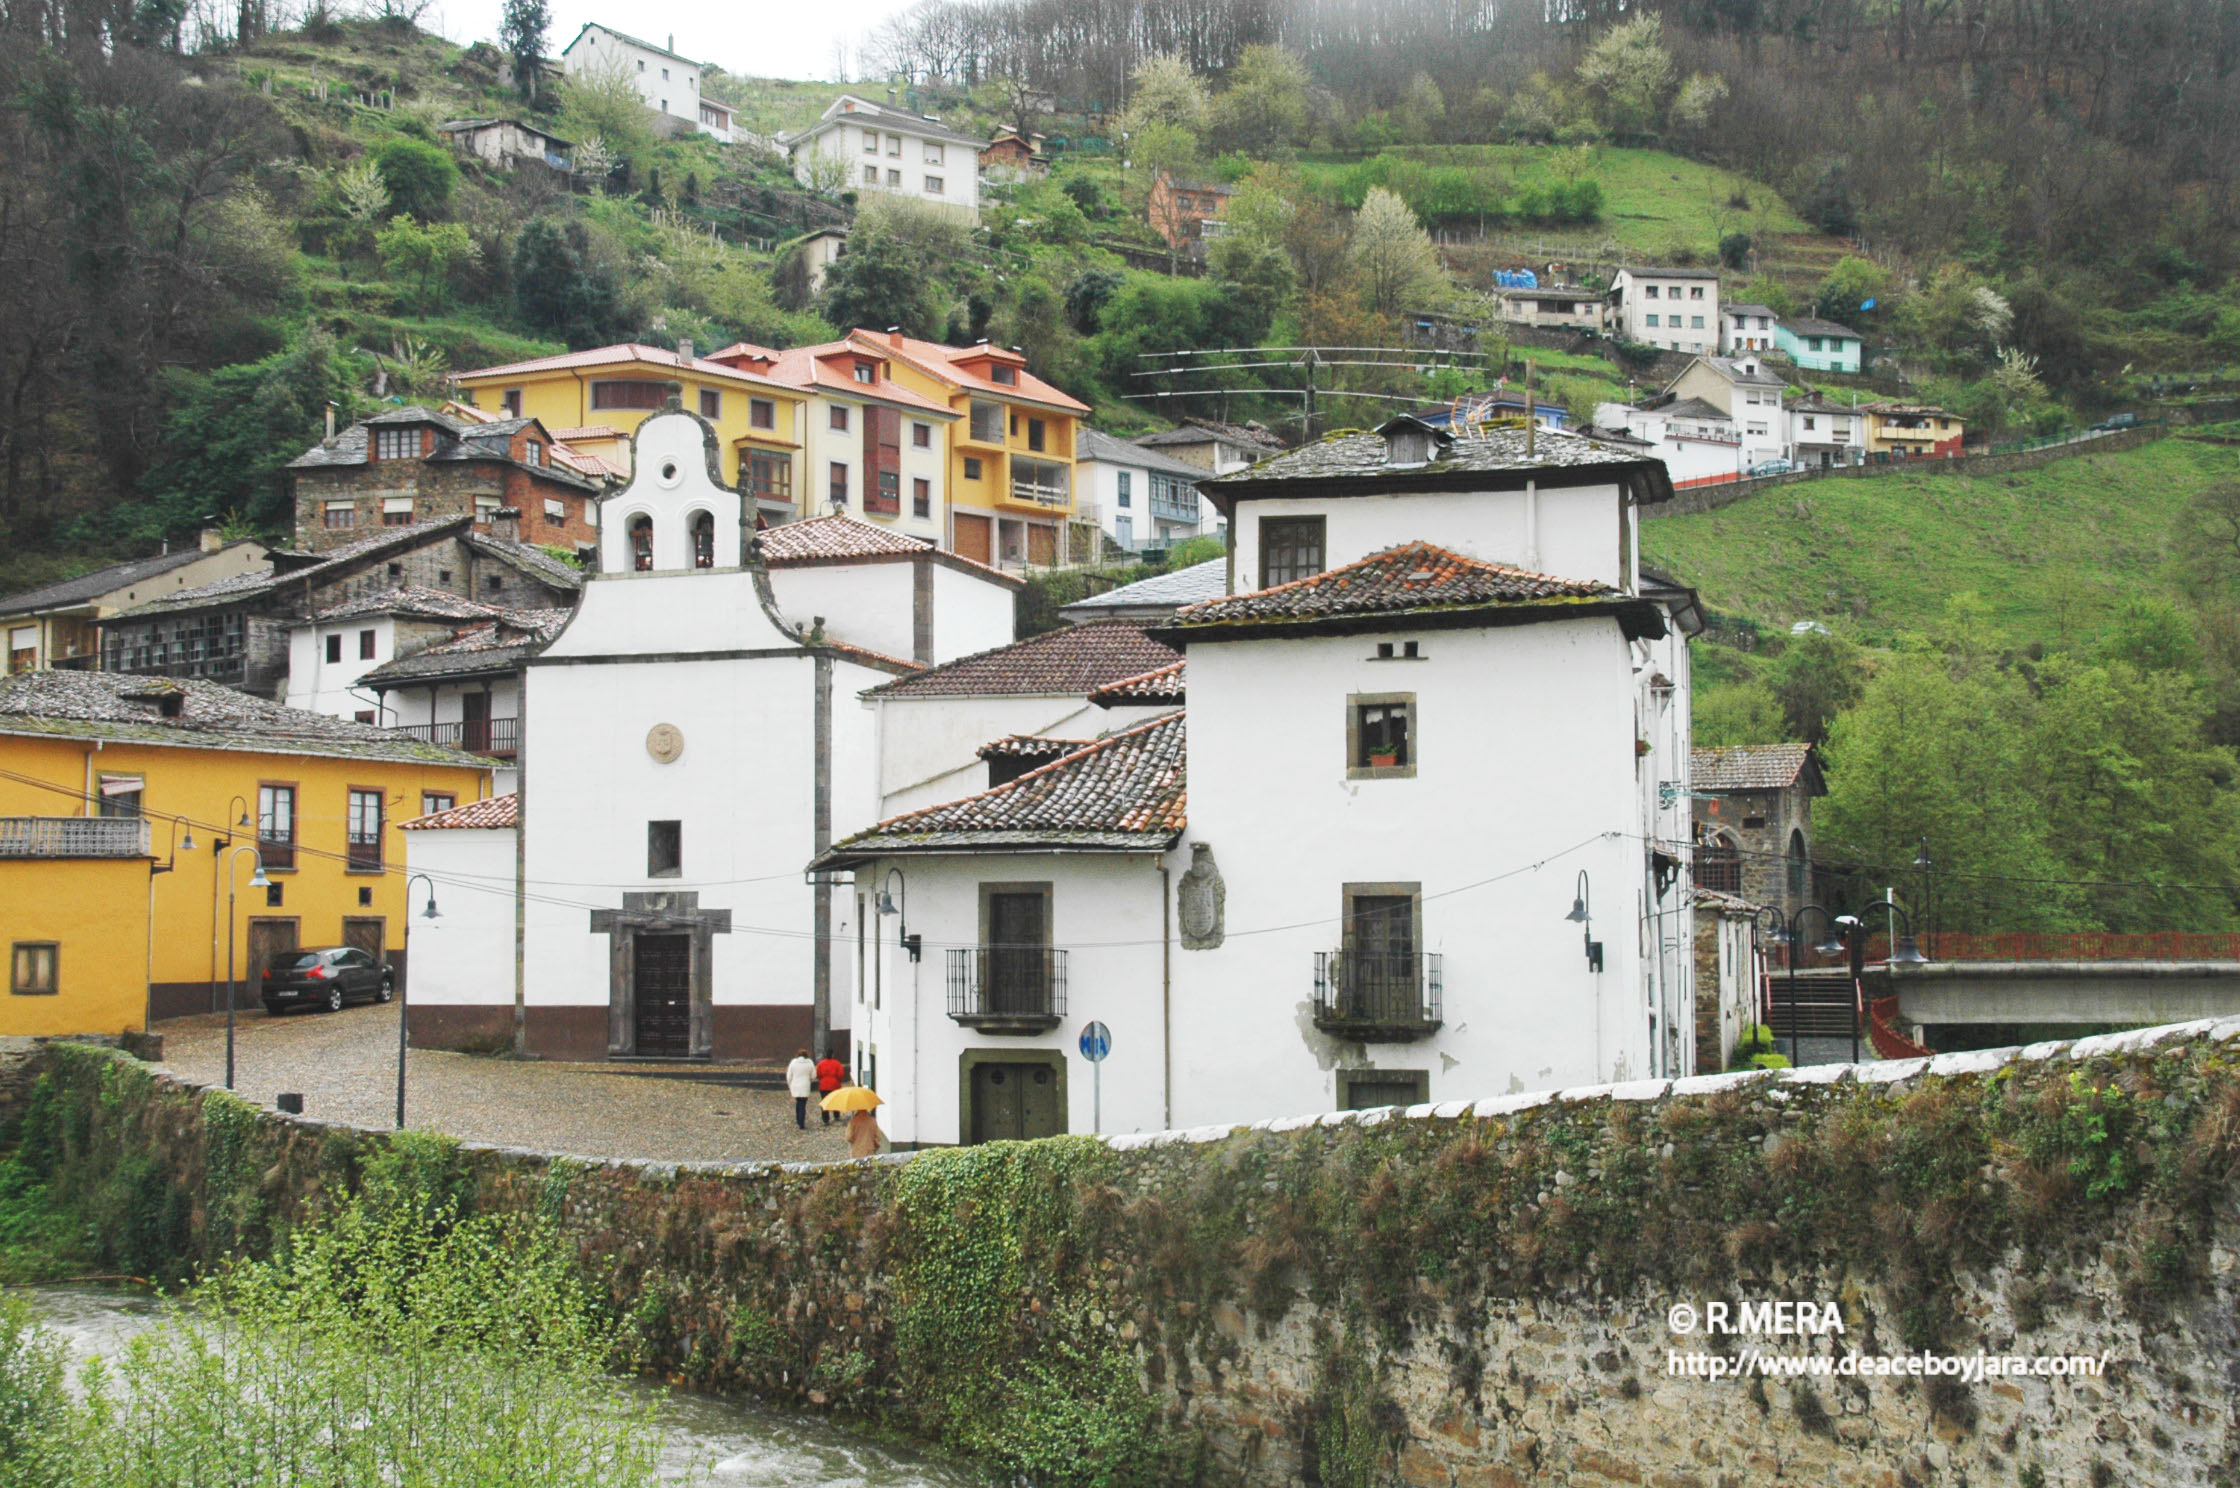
[263,947,393,1015]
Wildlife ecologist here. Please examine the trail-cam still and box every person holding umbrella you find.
[822,1083,886,1158]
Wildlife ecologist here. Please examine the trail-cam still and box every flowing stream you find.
[24,1284,989,1487]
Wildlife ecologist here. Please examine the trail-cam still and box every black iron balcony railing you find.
[1312,950,1443,1041]
[387,716,521,756]
[947,946,1068,1033]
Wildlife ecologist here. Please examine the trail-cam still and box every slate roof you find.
[816,711,1185,864]
[1137,420,1284,453]
[1780,316,1862,341]
[1654,397,1734,423]
[976,734,1092,761]
[400,793,518,830]
[789,95,989,151]
[0,671,495,766]
[1696,886,1763,915]
[1073,427,1210,479]
[0,544,260,619]
[862,621,1180,699]
[1726,302,1779,319]
[361,609,572,687]
[439,117,572,146]
[111,520,582,619]
[287,406,601,490]
[1692,743,1817,791]
[1788,395,1859,415]
[1058,559,1229,621]
[309,586,521,625]
[1202,424,1669,493]
[1090,659,1185,707]
[1171,542,1612,629]
[1622,266,1722,280]
[1690,356,1787,389]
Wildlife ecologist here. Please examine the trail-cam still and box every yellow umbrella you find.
[821,1084,885,1113]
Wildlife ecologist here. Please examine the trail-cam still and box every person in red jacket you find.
[814,1049,846,1127]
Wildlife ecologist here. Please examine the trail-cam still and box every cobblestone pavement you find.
[157,1004,862,1165]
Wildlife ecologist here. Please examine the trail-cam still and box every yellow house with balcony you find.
[0,671,491,1036]
[842,329,1088,569]
[454,344,812,525]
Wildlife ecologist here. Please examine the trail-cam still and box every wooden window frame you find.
[1336,1067,1428,1110]
[1260,515,1326,587]
[1347,692,1417,779]
[346,787,384,873]
[421,792,455,816]
[10,942,58,997]
[830,404,851,431]
[749,397,776,430]
[829,462,849,507]
[912,477,931,518]
[1341,882,1423,963]
[911,421,931,448]
[324,633,342,664]
[258,781,298,872]
[698,388,721,419]
[358,629,376,661]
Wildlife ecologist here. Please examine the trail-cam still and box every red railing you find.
[1877,931,2240,963]
[1868,995,1930,1059]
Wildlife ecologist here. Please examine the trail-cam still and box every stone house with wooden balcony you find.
[0,534,268,675]
[97,516,581,701]
[288,405,606,554]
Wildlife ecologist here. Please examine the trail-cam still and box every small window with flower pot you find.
[1347,693,1415,779]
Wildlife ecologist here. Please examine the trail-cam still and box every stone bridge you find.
[1893,959,2240,1028]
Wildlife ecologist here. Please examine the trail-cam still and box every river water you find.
[24,1285,988,1487]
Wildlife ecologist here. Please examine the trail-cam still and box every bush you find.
[371,137,458,221]
[1719,231,1753,269]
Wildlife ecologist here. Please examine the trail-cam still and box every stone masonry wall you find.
[23,1021,2240,1486]
[292,463,597,554]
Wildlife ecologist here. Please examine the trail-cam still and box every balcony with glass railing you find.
[947,946,1068,1033]
[1311,950,1443,1041]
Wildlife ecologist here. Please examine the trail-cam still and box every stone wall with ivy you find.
[16,1023,2240,1487]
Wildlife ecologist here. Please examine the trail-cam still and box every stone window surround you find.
[1347,692,1417,780]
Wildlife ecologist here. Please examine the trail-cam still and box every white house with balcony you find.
[398,409,1021,1063]
[1075,429,1215,553]
[781,95,986,218]
[819,418,1703,1147]
[559,24,734,142]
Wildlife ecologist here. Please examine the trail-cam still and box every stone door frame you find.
[589,891,731,1058]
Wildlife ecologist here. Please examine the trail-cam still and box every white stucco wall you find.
[400,826,518,1006]
[1227,482,1625,593]
[1168,619,1652,1126]
[793,115,980,216]
[561,26,726,138]
[769,563,915,661]
[853,850,1174,1146]
[285,616,397,719]
[796,398,951,545]
[928,563,1018,663]
[870,694,1175,817]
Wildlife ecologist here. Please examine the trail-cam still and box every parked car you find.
[1746,459,1794,477]
[2091,412,2141,432]
[263,947,393,1014]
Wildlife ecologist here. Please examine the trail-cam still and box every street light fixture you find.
[399,874,439,1128]
[222,845,269,1090]
[876,867,920,962]
[1564,870,1602,972]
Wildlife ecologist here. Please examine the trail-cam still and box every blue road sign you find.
[1078,1021,1112,1062]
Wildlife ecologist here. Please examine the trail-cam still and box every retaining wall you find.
[19,1022,2240,1486]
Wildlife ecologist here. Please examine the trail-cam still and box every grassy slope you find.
[1642,436,2240,647]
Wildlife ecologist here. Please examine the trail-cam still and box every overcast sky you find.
[432,0,926,83]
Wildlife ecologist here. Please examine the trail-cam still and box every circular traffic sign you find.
[1078,1021,1112,1063]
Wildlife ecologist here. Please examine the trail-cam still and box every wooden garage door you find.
[342,916,386,965]
[246,918,298,994]
[952,513,992,565]
[1026,523,1058,567]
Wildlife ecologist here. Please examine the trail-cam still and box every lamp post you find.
[876,867,920,962]
[222,845,270,1091]
[1913,840,1935,952]
[399,875,439,1129]
[1564,870,1602,972]
[1758,903,1845,1068]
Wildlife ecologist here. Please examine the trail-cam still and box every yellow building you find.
[1863,403,1965,458]
[453,344,812,525]
[0,671,492,1036]
[841,329,1089,568]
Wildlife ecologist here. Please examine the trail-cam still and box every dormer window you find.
[853,362,875,384]
[373,428,419,460]
[989,365,1018,385]
[523,442,544,466]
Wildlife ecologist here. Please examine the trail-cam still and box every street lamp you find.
[222,844,270,1090]
[399,874,439,1128]
[876,866,920,962]
[1913,840,1935,950]
[1564,870,1602,972]
[1760,902,1846,1069]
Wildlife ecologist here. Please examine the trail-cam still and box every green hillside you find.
[1642,437,2240,648]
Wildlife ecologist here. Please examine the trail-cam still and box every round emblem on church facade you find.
[646,723,684,763]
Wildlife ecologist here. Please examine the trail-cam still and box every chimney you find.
[324,402,337,440]
[677,338,695,365]
[667,32,673,50]
[886,327,903,348]
[198,526,224,553]
[492,507,522,545]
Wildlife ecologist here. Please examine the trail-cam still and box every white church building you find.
[816,417,1704,1146]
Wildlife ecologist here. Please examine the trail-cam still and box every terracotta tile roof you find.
[756,514,936,563]
[840,329,1089,414]
[0,671,495,766]
[1692,743,1817,792]
[1089,659,1184,707]
[550,425,630,442]
[820,640,923,676]
[976,734,1092,762]
[400,793,518,830]
[707,342,956,415]
[863,621,1179,699]
[1173,542,1611,628]
[1695,886,1763,915]
[816,711,1185,863]
[455,343,794,393]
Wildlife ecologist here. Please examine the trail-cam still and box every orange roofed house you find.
[835,329,1088,570]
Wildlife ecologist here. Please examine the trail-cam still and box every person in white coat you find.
[784,1048,818,1130]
